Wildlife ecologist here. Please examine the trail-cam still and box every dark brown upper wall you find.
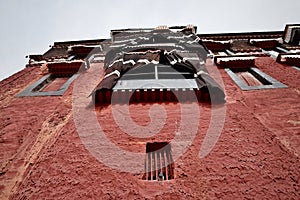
[198,31,283,40]
[53,39,107,47]
[42,39,109,61]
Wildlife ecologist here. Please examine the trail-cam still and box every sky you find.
[0,0,299,81]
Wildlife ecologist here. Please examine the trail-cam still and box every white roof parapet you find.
[155,25,169,30]
[234,52,264,55]
[202,39,232,44]
[49,59,84,64]
[249,38,282,44]
[281,54,300,58]
[290,49,300,53]
[215,56,256,65]
[279,54,300,62]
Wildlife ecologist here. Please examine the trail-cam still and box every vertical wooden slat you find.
[161,151,168,180]
[151,89,155,102]
[155,89,160,102]
[159,89,163,102]
[98,91,103,103]
[166,89,171,101]
[157,151,161,180]
[188,88,194,102]
[166,149,170,180]
[106,90,111,104]
[144,154,148,180]
[135,89,140,102]
[112,89,118,103]
[148,153,152,180]
[181,88,186,102]
[153,152,159,180]
[177,88,182,101]
[152,152,156,180]
[195,88,201,101]
[121,89,126,103]
[128,89,133,103]
[144,89,148,102]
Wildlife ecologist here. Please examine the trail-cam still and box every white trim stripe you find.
[104,70,121,79]
[108,59,160,68]
[194,70,209,77]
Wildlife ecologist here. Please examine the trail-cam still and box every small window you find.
[17,60,83,97]
[38,76,70,92]
[17,74,78,97]
[143,142,174,181]
[283,24,300,45]
[214,55,287,90]
[225,67,287,90]
[230,68,271,86]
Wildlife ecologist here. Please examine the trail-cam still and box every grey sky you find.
[0,0,299,81]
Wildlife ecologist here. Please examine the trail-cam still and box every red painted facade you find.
[0,25,299,199]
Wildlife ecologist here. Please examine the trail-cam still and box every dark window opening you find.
[291,29,300,45]
[121,73,156,80]
[283,24,300,45]
[121,63,156,80]
[157,72,193,79]
[143,142,174,181]
[120,63,194,81]
[157,65,194,79]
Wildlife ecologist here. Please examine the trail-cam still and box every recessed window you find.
[17,60,83,97]
[17,74,78,97]
[143,142,174,181]
[283,24,300,45]
[225,67,287,90]
[230,68,271,86]
[214,55,287,90]
[38,76,70,92]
